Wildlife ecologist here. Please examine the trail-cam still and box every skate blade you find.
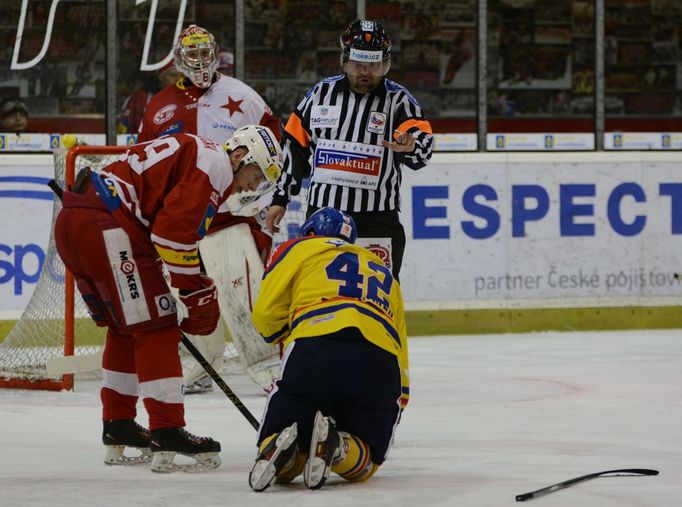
[151,451,222,473]
[249,424,298,492]
[304,414,332,489]
[304,456,330,490]
[183,384,214,395]
[104,445,152,466]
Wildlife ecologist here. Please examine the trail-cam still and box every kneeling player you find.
[54,127,282,472]
[248,207,409,491]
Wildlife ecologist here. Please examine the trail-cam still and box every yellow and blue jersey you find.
[252,236,409,409]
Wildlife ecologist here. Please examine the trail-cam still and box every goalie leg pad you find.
[200,223,280,389]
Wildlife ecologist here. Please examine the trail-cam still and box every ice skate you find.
[150,427,221,473]
[249,423,298,492]
[102,419,152,466]
[304,411,340,490]
[183,372,213,394]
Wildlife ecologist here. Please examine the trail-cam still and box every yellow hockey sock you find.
[331,432,379,482]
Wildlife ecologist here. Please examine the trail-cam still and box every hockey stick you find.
[181,332,260,431]
[515,468,659,502]
[46,349,103,376]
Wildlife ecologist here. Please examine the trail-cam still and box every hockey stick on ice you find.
[515,468,658,502]
[181,332,260,430]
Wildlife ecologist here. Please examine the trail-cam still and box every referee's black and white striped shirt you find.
[272,75,433,213]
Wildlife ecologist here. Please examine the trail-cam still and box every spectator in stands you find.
[116,61,181,134]
[217,51,234,76]
[0,97,29,134]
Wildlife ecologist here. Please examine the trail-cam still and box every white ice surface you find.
[1,330,680,506]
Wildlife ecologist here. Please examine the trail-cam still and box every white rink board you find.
[0,154,55,318]
[3,152,682,316]
[400,152,682,307]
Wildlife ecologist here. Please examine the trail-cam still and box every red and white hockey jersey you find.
[100,133,233,290]
[137,74,281,145]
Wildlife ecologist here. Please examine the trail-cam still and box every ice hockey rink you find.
[1,329,680,507]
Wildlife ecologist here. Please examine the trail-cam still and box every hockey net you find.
[0,144,307,391]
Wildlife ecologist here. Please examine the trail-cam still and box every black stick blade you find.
[47,179,64,200]
[516,468,659,502]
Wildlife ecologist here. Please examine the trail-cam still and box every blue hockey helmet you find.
[300,207,357,244]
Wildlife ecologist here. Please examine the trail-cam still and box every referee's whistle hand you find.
[382,131,415,153]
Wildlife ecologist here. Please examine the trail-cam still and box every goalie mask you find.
[223,125,284,214]
[174,25,219,89]
[340,19,392,75]
[300,207,358,244]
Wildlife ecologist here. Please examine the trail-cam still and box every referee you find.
[265,19,433,278]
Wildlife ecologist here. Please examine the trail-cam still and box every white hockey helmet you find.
[173,25,219,89]
[225,125,283,192]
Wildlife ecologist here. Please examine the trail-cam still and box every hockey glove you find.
[179,276,220,336]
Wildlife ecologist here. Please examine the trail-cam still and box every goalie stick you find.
[46,349,103,376]
[515,468,659,502]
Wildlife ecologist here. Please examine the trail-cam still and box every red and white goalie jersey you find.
[137,74,280,146]
[100,133,233,290]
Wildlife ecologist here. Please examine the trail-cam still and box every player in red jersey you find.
[54,126,283,473]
